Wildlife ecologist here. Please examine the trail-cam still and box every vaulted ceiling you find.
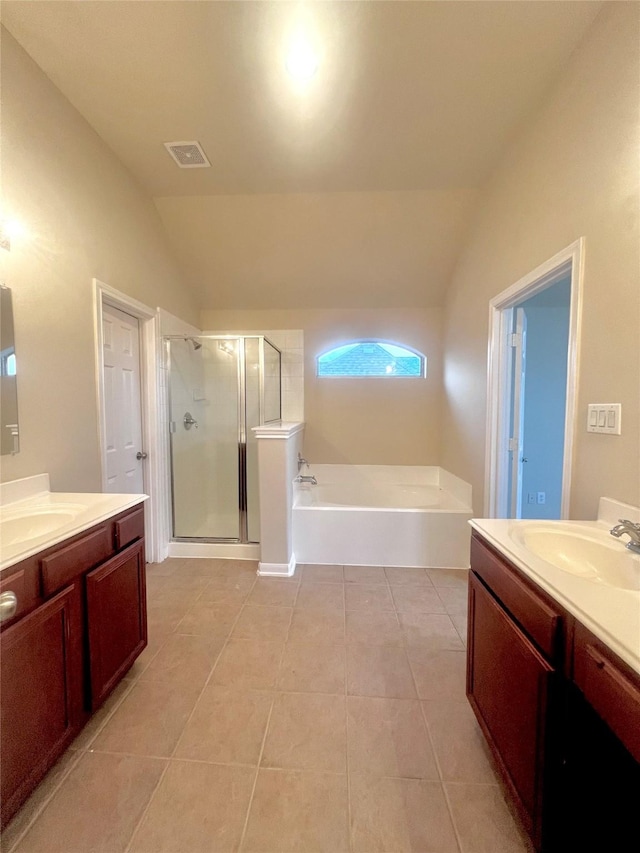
[3,1,603,307]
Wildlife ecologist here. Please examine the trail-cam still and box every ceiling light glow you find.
[0,218,28,252]
[286,38,318,81]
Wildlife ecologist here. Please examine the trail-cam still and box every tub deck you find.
[293,465,472,569]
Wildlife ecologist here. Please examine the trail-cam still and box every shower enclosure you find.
[165,336,281,543]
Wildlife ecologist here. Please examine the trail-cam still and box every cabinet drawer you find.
[41,527,112,597]
[114,506,144,550]
[573,624,640,763]
[471,534,561,661]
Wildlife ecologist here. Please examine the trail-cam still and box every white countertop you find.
[470,516,640,676]
[0,475,146,572]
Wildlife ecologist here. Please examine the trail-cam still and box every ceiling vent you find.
[164,141,211,169]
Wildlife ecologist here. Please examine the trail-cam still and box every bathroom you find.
[0,2,639,852]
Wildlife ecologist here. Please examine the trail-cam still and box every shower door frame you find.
[165,335,281,545]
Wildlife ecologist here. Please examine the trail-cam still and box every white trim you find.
[258,552,297,577]
[168,541,260,561]
[484,239,584,518]
[156,309,203,561]
[252,421,305,440]
[93,279,164,562]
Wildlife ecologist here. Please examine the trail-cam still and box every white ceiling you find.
[3,0,602,197]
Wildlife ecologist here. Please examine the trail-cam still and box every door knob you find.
[183,412,198,430]
[136,451,148,460]
[0,591,17,623]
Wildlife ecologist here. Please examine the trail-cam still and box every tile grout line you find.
[342,565,354,853]
[3,750,83,853]
[414,697,465,853]
[123,570,258,853]
[3,560,188,853]
[430,575,470,851]
[4,559,244,853]
[235,567,306,849]
[406,606,466,853]
[237,687,278,851]
[3,670,144,853]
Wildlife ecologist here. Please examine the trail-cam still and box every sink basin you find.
[510,524,640,591]
[0,505,85,547]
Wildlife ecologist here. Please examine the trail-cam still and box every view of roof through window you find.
[317,341,426,377]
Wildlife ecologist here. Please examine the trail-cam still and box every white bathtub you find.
[293,465,473,569]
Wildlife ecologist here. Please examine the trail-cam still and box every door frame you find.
[509,307,527,519]
[484,238,584,518]
[93,279,163,562]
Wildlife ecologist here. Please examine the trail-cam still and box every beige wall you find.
[0,30,198,490]
[441,3,640,518]
[202,308,443,467]
[155,189,478,309]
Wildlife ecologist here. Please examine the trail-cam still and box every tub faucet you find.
[295,474,317,485]
[610,519,640,554]
[297,452,309,472]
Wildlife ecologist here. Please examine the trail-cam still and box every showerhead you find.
[185,337,202,351]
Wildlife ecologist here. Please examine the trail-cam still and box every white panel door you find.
[102,304,144,493]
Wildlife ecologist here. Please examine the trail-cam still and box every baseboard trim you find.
[258,553,297,577]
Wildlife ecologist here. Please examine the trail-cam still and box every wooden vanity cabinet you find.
[572,621,640,763]
[468,531,640,853]
[0,504,146,829]
[467,537,564,850]
[0,584,82,826]
[86,539,147,709]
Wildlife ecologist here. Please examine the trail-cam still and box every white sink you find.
[510,524,640,591]
[0,505,85,547]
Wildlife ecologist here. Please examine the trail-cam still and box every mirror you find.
[1,285,19,454]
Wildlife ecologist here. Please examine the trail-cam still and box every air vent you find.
[164,141,211,169]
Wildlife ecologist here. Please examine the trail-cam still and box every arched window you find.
[317,340,426,377]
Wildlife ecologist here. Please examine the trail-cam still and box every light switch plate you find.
[587,403,621,435]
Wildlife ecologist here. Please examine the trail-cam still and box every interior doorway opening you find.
[485,239,584,519]
[506,277,571,519]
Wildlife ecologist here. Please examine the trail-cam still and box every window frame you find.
[316,339,427,379]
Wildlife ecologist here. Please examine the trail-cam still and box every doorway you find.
[506,278,572,519]
[94,279,162,561]
[485,239,584,519]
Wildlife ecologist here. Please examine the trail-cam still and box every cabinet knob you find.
[0,591,18,623]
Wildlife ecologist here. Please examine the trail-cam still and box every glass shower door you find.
[169,337,241,540]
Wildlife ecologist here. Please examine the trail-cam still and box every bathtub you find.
[292,465,473,569]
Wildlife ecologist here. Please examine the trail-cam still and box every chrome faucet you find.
[297,452,309,472]
[610,519,640,554]
[295,474,318,485]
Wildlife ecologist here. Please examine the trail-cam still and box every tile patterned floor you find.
[1,560,534,853]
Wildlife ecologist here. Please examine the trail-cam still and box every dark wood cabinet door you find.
[85,540,147,709]
[467,572,556,847]
[1,585,81,828]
